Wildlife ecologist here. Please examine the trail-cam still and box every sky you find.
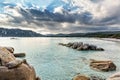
[0,0,120,34]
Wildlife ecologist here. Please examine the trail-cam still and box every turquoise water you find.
[0,37,120,80]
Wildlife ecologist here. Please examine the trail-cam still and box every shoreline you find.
[0,37,119,79]
[98,38,120,42]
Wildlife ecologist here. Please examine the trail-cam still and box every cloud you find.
[0,0,120,34]
[85,0,120,25]
[53,6,64,14]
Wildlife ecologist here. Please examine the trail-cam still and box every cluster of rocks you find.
[59,42,119,80]
[0,46,40,80]
[73,74,105,80]
[59,42,104,51]
[73,72,120,80]
[73,59,117,80]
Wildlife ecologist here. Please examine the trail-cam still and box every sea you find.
[0,37,120,80]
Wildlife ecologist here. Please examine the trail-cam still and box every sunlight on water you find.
[0,37,120,80]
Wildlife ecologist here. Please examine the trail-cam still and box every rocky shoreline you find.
[0,45,120,80]
[72,59,117,80]
[0,46,40,80]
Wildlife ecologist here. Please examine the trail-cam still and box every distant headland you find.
[0,28,120,38]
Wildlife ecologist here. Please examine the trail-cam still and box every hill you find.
[47,31,120,39]
[0,28,43,37]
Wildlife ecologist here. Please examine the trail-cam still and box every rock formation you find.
[72,74,90,80]
[0,46,40,80]
[90,59,116,72]
[73,74,106,80]
[59,42,104,51]
[14,53,26,57]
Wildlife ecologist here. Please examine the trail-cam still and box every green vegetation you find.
[48,31,120,39]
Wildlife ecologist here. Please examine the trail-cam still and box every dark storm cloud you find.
[10,7,93,25]
[0,0,120,34]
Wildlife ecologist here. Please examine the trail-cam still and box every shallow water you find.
[0,37,120,80]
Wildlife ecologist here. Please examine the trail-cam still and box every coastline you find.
[0,37,120,80]
[97,38,120,42]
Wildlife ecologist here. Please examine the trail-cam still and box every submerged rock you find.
[107,72,120,80]
[90,59,116,72]
[90,75,105,80]
[73,74,90,80]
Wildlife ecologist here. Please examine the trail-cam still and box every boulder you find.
[107,72,120,80]
[90,60,116,72]
[0,46,40,80]
[5,60,23,69]
[14,53,26,57]
[73,74,90,80]
[36,77,41,80]
[72,42,79,49]
[0,47,16,65]
[88,45,97,50]
[96,48,104,51]
[82,44,89,50]
[77,46,83,50]
[0,64,40,80]
[66,42,74,47]
[77,42,83,47]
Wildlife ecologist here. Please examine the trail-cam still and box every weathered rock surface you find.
[0,47,15,64]
[5,47,14,53]
[59,42,104,51]
[0,64,38,80]
[0,46,40,80]
[72,74,90,80]
[5,60,23,69]
[107,72,120,80]
[90,59,116,72]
